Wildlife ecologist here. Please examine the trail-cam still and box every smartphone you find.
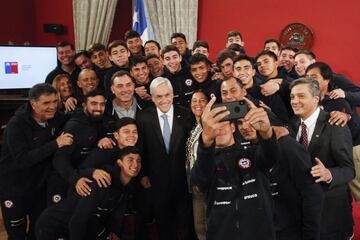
[211,100,248,121]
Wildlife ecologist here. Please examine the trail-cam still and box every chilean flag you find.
[132,0,155,42]
[5,62,18,74]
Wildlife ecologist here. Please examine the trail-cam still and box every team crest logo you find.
[238,158,251,169]
[52,194,62,203]
[185,79,193,86]
[4,200,13,208]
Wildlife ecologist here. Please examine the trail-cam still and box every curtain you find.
[144,0,198,49]
[73,0,118,51]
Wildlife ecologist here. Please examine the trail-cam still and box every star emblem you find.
[133,10,139,26]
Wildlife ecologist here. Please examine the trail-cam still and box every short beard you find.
[85,110,103,122]
[90,114,103,122]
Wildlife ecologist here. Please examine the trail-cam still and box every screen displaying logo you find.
[5,62,19,74]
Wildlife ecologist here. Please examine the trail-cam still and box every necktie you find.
[300,122,308,149]
[161,114,171,153]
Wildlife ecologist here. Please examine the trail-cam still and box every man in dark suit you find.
[136,77,194,240]
[290,77,355,240]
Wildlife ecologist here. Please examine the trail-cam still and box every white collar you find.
[156,105,174,118]
[301,107,320,127]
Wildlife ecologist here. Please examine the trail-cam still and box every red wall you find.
[0,0,74,46]
[1,0,359,82]
[0,0,35,45]
[0,0,132,47]
[198,0,360,83]
[32,0,75,46]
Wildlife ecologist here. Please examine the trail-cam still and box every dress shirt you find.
[296,107,320,144]
[157,105,174,134]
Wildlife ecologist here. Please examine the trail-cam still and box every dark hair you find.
[129,55,147,69]
[170,32,187,43]
[192,40,209,51]
[226,31,243,41]
[192,89,210,101]
[227,43,246,54]
[84,89,106,102]
[294,50,316,60]
[264,38,281,49]
[115,117,137,131]
[111,70,134,86]
[74,50,91,60]
[189,53,211,66]
[145,54,161,62]
[221,76,244,89]
[57,41,74,51]
[144,40,161,51]
[255,50,278,62]
[161,45,180,58]
[124,30,141,41]
[289,77,320,97]
[216,50,236,66]
[233,55,255,69]
[118,146,141,160]
[305,62,333,81]
[88,43,107,57]
[108,40,129,54]
[280,45,298,55]
[29,83,57,102]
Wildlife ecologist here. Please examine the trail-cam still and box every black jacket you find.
[94,66,113,90]
[78,147,123,178]
[321,96,360,145]
[270,136,324,240]
[191,73,222,101]
[331,73,360,107]
[247,76,291,124]
[69,166,130,239]
[163,65,194,107]
[53,111,106,186]
[191,135,280,240]
[181,48,192,66]
[290,110,355,236]
[45,65,80,86]
[0,103,66,196]
[278,66,299,80]
[136,105,193,194]
[133,79,155,110]
[38,165,131,240]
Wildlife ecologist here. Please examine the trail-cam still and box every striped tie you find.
[300,122,308,149]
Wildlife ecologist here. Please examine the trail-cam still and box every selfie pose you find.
[192,97,280,240]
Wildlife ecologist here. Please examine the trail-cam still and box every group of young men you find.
[0,29,359,240]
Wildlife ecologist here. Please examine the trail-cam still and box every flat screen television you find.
[0,45,57,91]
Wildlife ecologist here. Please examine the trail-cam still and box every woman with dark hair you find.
[186,89,209,240]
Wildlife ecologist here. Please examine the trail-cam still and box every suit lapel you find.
[169,107,182,155]
[308,110,327,153]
